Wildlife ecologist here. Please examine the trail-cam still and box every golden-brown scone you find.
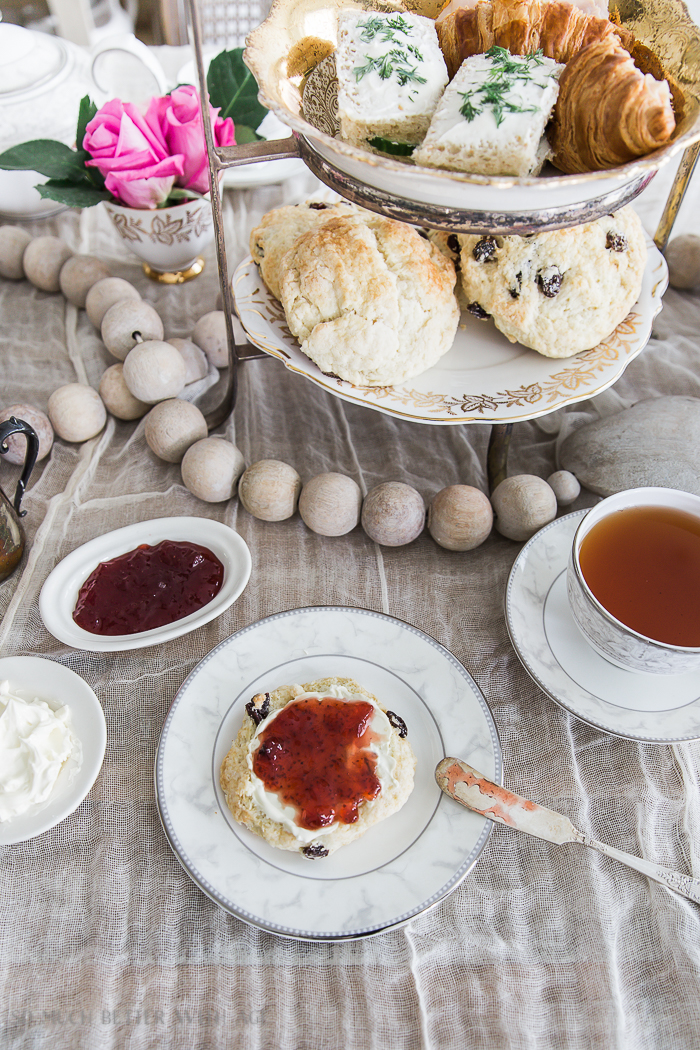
[219,677,416,858]
[549,37,676,172]
[435,0,630,78]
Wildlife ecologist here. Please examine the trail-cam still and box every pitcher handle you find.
[0,416,39,516]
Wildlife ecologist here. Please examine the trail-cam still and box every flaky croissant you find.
[435,0,632,78]
[548,37,677,171]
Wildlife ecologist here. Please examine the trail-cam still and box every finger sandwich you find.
[336,9,449,154]
[413,46,563,176]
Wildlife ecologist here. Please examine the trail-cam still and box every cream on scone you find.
[220,677,416,858]
[336,9,448,153]
[414,47,563,176]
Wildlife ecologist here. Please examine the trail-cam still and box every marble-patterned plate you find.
[506,511,700,742]
[155,606,502,940]
[232,235,667,426]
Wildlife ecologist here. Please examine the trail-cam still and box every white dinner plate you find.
[232,234,667,426]
[506,511,700,742]
[0,656,106,845]
[39,517,252,653]
[155,606,502,940]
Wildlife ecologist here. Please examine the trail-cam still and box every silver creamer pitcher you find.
[0,416,39,582]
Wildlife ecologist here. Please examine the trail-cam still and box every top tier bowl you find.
[244,0,700,232]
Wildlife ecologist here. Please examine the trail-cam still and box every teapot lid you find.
[0,24,69,98]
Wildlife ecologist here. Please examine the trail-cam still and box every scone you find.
[457,207,647,357]
[220,677,416,858]
[279,212,460,386]
[249,200,360,301]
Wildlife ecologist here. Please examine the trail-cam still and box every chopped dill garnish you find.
[458,49,553,125]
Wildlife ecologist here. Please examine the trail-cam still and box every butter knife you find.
[435,757,700,905]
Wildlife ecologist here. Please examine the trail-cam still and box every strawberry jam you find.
[73,540,224,635]
[252,696,382,830]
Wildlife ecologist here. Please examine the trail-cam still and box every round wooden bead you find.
[122,340,187,404]
[98,364,149,421]
[0,403,53,464]
[361,482,426,546]
[144,399,208,463]
[86,277,141,328]
[101,299,164,361]
[168,337,209,384]
[192,311,228,368]
[428,485,493,551]
[666,234,700,290]
[47,384,107,443]
[181,437,246,502]
[0,226,32,280]
[238,459,301,521]
[491,475,557,541]
[546,469,580,506]
[23,236,73,293]
[299,472,362,536]
[59,254,111,308]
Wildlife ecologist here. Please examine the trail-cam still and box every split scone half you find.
[456,206,647,357]
[220,677,416,858]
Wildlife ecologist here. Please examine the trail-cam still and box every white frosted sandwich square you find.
[336,9,449,152]
[414,47,563,176]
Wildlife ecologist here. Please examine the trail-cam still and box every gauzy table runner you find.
[2,140,700,1049]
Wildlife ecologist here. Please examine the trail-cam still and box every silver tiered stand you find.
[187,0,700,488]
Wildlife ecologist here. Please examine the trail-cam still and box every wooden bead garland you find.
[491,474,557,541]
[361,482,426,547]
[238,460,302,521]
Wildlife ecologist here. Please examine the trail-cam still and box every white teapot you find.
[0,23,165,219]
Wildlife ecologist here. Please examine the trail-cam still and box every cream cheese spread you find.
[414,48,563,176]
[0,680,78,822]
[246,683,398,845]
[336,10,448,125]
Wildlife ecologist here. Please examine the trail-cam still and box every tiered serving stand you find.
[186,0,700,487]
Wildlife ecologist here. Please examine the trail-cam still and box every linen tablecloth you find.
[2,83,700,1046]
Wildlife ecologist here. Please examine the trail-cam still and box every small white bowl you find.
[0,656,106,845]
[567,488,700,675]
[39,516,252,652]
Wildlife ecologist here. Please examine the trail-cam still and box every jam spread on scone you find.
[251,696,382,830]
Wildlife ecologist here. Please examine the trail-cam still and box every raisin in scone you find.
[249,200,360,301]
[220,677,416,858]
[279,212,460,386]
[458,207,647,357]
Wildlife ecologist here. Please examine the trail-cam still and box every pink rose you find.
[147,86,235,196]
[83,99,185,209]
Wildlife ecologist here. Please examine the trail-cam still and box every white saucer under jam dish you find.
[0,656,106,845]
[506,511,700,742]
[155,606,501,941]
[39,517,252,653]
[233,234,667,426]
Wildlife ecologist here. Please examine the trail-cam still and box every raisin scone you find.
[249,200,360,301]
[219,677,416,858]
[279,212,460,386]
[457,207,647,357]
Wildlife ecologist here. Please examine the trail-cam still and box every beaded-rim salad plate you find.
[233,235,667,426]
[155,606,502,940]
[506,511,700,742]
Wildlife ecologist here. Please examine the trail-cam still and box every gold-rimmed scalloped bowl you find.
[244,0,700,227]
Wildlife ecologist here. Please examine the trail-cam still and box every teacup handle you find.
[0,416,39,516]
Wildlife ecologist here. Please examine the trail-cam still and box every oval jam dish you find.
[0,656,106,845]
[567,487,700,675]
[243,0,700,231]
[39,517,252,652]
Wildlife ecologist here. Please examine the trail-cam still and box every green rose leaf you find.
[0,140,87,180]
[36,180,113,208]
[207,48,267,133]
[232,124,263,144]
[75,95,97,155]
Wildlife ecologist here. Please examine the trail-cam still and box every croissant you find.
[548,37,677,171]
[435,0,632,78]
